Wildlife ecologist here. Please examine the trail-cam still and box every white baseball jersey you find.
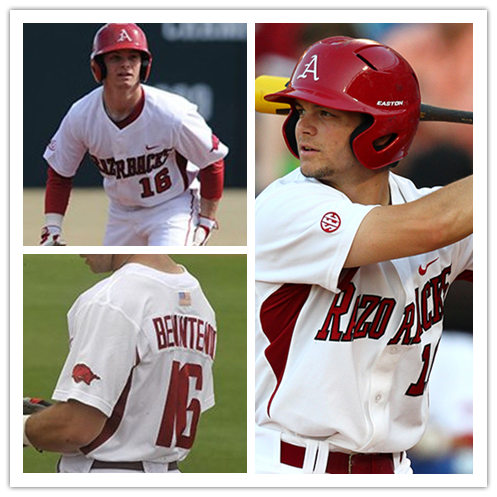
[53,263,216,470]
[255,168,473,455]
[43,84,228,208]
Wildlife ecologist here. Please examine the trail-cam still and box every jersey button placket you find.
[366,348,400,449]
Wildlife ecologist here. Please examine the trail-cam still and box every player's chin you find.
[118,81,139,90]
[300,159,323,179]
[82,255,113,273]
[113,76,140,88]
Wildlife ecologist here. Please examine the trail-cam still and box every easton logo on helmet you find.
[296,55,320,81]
[377,100,405,107]
[117,29,133,43]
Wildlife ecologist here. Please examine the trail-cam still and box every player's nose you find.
[296,113,317,135]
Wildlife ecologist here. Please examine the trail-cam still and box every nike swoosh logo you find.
[145,144,159,150]
[419,257,439,276]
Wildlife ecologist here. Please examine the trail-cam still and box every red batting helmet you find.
[265,36,421,170]
[90,23,152,83]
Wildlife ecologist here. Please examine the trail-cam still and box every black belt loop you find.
[91,460,145,471]
[90,460,179,472]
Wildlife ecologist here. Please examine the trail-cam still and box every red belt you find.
[280,441,395,474]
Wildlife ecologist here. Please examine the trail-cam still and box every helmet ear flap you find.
[282,109,300,158]
[90,56,106,83]
[349,114,374,154]
[140,55,152,82]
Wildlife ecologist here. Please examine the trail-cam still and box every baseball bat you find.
[255,75,473,125]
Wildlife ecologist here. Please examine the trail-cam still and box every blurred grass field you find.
[23,254,247,473]
[23,187,247,246]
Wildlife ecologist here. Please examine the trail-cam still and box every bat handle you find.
[420,104,473,125]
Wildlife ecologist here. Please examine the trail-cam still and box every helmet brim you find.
[265,86,393,117]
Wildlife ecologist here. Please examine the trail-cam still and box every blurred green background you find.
[23,254,247,473]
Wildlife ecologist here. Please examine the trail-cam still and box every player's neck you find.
[326,169,391,206]
[117,255,184,274]
[102,84,143,123]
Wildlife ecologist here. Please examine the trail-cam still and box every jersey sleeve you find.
[255,181,376,293]
[450,234,473,281]
[43,105,88,177]
[175,104,229,168]
[52,301,140,417]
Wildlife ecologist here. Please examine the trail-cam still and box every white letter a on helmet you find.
[296,55,319,81]
[117,29,133,42]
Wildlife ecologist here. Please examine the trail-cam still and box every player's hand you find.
[193,216,218,246]
[23,397,52,415]
[40,225,66,246]
[23,397,51,448]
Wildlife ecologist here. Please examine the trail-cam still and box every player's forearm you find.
[199,197,220,220]
[24,401,106,453]
[25,408,84,453]
[44,166,73,216]
[199,160,224,204]
[399,174,473,250]
[345,175,473,267]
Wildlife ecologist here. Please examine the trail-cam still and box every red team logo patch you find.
[210,134,220,152]
[320,212,341,233]
[72,363,101,385]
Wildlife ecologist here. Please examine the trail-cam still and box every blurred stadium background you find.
[256,22,474,474]
[23,23,247,246]
[23,254,247,473]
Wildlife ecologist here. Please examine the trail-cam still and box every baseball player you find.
[255,36,473,474]
[40,23,229,246]
[23,254,217,473]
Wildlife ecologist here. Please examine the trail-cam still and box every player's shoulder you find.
[256,168,348,211]
[389,171,440,202]
[70,273,112,310]
[112,264,215,319]
[110,263,203,301]
[67,87,103,114]
[142,84,197,118]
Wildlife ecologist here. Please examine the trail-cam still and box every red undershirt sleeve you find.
[455,270,473,282]
[199,159,224,200]
[45,166,73,215]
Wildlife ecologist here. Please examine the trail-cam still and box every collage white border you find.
[9,6,489,493]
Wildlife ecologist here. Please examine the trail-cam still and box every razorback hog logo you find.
[72,363,101,385]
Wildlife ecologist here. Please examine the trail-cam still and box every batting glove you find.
[192,216,218,246]
[40,225,66,246]
[23,397,52,415]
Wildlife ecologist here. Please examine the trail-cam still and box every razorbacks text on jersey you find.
[44,85,228,208]
[255,169,472,473]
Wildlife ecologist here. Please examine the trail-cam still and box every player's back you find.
[56,263,217,467]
